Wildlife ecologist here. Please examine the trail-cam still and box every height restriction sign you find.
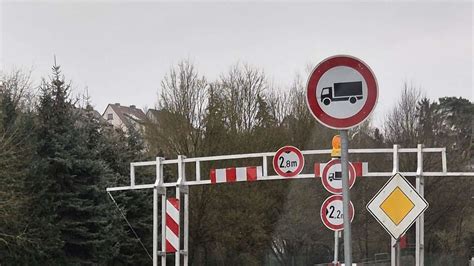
[306,55,378,129]
[321,195,355,231]
[273,146,304,177]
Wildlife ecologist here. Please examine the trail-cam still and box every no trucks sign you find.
[306,55,378,129]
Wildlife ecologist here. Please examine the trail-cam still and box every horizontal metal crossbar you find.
[107,184,154,192]
[106,172,474,192]
[106,146,472,192]
[127,147,448,167]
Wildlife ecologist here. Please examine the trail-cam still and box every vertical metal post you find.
[416,144,424,266]
[441,148,447,174]
[130,163,135,187]
[182,158,189,266]
[184,192,189,266]
[156,157,165,266]
[176,156,182,266]
[157,157,166,266]
[153,186,158,266]
[395,239,401,265]
[392,145,399,266]
[161,191,166,266]
[154,157,166,266]
[339,130,352,265]
[263,156,268,177]
[333,230,339,265]
[196,161,201,181]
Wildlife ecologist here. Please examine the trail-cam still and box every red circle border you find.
[273,146,304,178]
[306,55,378,129]
[320,195,355,231]
[321,159,357,194]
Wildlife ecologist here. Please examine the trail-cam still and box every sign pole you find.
[161,190,166,266]
[153,186,158,266]
[175,155,184,266]
[391,145,398,266]
[395,239,401,266]
[333,230,339,265]
[340,130,352,265]
[305,56,377,264]
[415,144,424,266]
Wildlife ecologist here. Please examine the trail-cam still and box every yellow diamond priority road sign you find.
[367,173,428,239]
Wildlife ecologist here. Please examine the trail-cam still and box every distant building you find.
[145,108,163,123]
[79,107,107,123]
[74,106,108,128]
[102,103,147,133]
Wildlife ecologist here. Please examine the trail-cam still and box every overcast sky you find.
[1,1,473,126]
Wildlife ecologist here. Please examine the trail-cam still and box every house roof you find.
[146,108,164,120]
[74,106,108,125]
[105,103,147,126]
[90,109,107,123]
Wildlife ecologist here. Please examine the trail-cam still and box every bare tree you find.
[0,68,35,111]
[148,60,208,156]
[383,82,423,146]
[0,69,35,255]
[160,60,208,130]
[220,63,267,132]
[266,87,291,126]
[287,74,311,122]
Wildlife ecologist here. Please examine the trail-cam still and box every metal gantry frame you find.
[106,145,474,266]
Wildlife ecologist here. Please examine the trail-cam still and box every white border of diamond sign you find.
[366,173,429,240]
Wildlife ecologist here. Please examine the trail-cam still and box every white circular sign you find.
[306,55,378,129]
[321,159,357,194]
[273,146,304,177]
[320,195,355,231]
[317,66,368,119]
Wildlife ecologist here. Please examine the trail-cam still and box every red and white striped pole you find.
[166,197,180,254]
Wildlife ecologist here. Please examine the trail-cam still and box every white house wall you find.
[103,105,128,133]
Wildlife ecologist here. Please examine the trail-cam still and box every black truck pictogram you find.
[328,171,342,182]
[321,81,363,106]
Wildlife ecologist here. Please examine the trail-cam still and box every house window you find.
[107,113,113,120]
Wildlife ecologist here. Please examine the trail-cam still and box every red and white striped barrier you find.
[166,198,179,253]
[210,166,262,184]
[314,161,368,177]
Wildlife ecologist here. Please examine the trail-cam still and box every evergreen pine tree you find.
[26,64,72,263]
[27,64,121,264]
[99,123,154,265]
